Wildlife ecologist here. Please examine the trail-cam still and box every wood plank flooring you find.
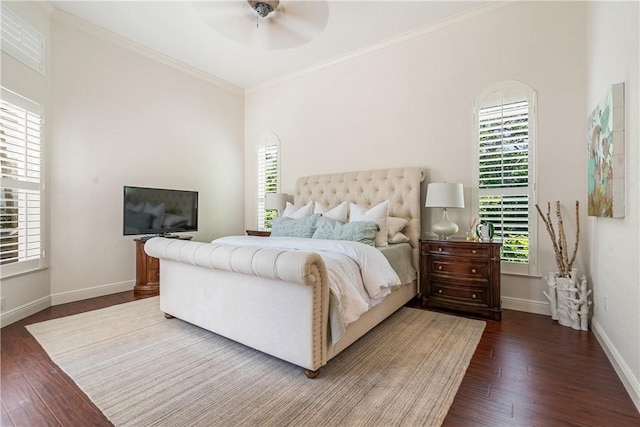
[1,291,639,426]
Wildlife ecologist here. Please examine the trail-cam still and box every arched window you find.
[256,132,280,230]
[473,81,537,276]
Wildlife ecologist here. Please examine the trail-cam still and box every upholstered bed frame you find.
[145,167,425,377]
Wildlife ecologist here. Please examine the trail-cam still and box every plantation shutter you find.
[478,100,530,264]
[1,4,45,74]
[1,87,44,276]
[257,136,279,230]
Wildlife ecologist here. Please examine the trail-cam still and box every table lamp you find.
[425,182,464,240]
[265,193,287,216]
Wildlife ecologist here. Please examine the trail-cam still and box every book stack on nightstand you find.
[420,238,502,320]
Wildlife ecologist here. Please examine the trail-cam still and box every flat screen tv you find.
[123,186,198,236]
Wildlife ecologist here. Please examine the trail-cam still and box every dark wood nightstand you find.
[420,238,502,320]
[246,230,271,237]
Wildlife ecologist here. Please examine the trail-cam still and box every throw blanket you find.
[213,236,402,343]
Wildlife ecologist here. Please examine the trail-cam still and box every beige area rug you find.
[26,297,485,427]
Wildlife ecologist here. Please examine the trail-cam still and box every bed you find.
[144,167,424,377]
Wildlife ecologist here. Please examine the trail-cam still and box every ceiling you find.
[49,1,490,90]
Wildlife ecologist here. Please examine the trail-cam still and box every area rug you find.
[26,297,485,426]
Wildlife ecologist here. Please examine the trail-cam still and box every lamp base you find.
[432,208,459,240]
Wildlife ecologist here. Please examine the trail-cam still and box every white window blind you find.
[257,134,280,231]
[1,87,44,276]
[1,5,45,75]
[475,84,536,274]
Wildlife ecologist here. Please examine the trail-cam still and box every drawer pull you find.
[472,294,477,299]
[472,249,477,254]
[438,266,443,271]
[438,247,443,252]
[471,268,477,274]
[438,289,443,294]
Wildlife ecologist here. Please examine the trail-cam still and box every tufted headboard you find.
[294,167,425,273]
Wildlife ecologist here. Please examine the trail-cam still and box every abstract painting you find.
[587,83,625,218]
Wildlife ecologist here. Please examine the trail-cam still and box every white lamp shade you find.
[425,183,465,208]
[265,193,287,213]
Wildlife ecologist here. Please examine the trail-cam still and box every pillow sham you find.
[387,216,408,237]
[313,201,348,223]
[349,200,389,247]
[271,213,320,238]
[388,232,410,244]
[312,217,379,246]
[163,213,189,228]
[282,201,314,219]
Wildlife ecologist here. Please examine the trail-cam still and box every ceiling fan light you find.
[248,1,280,18]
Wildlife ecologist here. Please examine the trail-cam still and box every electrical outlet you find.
[604,295,608,311]
[0,297,5,310]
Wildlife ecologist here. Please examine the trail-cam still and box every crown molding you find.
[246,1,513,94]
[50,8,244,95]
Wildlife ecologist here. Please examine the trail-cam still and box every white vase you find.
[543,269,591,331]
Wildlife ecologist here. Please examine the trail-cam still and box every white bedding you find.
[212,236,402,341]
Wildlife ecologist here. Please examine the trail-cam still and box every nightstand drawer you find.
[430,258,489,279]
[423,242,492,258]
[432,283,488,305]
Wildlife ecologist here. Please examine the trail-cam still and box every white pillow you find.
[387,216,408,237]
[314,201,348,223]
[282,201,314,219]
[349,200,389,247]
[143,202,165,229]
[388,232,410,244]
[125,201,144,213]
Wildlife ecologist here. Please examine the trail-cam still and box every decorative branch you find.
[535,200,580,277]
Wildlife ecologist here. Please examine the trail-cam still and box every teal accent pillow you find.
[125,210,153,230]
[312,216,379,246]
[270,214,320,238]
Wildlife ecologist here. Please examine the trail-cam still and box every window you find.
[473,81,537,276]
[1,87,45,277]
[256,132,280,231]
[1,4,45,74]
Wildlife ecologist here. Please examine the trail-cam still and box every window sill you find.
[1,265,49,280]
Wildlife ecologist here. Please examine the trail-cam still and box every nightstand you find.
[246,230,271,237]
[420,238,502,320]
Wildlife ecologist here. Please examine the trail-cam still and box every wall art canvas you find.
[587,83,625,218]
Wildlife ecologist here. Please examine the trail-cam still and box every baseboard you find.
[50,280,135,306]
[501,296,551,316]
[591,319,640,412]
[0,295,51,328]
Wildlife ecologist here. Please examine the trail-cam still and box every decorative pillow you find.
[271,213,320,238]
[282,201,314,219]
[387,216,408,237]
[388,232,410,244]
[163,213,189,228]
[143,202,165,229]
[313,201,348,223]
[124,211,152,231]
[312,217,379,246]
[349,200,389,247]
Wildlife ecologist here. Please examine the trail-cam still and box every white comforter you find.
[212,236,401,333]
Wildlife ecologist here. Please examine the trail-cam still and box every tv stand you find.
[133,235,193,297]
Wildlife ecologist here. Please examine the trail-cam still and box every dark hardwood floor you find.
[1,292,639,426]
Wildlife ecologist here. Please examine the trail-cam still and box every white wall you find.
[245,1,588,313]
[47,13,245,302]
[586,1,640,410]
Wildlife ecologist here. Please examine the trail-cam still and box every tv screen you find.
[123,186,198,236]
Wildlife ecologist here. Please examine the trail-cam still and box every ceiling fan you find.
[192,0,329,50]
